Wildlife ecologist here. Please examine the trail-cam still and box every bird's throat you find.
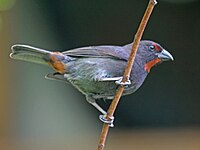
[144,58,161,73]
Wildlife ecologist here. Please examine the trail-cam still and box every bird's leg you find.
[86,96,114,127]
[99,115,114,128]
[99,77,122,82]
[115,76,131,87]
[99,76,131,87]
[90,101,107,115]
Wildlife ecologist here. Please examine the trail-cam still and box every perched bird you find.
[10,40,173,126]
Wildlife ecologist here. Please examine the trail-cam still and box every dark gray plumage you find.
[10,40,173,117]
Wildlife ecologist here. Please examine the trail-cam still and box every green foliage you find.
[0,0,16,11]
[0,15,2,32]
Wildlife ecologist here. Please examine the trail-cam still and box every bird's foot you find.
[99,114,114,127]
[115,76,131,87]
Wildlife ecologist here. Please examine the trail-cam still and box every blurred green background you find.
[0,0,200,149]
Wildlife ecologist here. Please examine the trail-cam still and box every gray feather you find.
[63,45,130,61]
[10,44,51,65]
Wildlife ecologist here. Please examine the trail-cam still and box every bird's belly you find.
[70,78,118,98]
[65,57,143,99]
[67,75,138,99]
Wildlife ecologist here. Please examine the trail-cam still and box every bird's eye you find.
[149,45,155,51]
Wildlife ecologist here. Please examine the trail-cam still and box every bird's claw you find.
[99,114,114,127]
[115,77,131,87]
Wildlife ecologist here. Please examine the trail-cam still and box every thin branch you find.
[97,0,158,150]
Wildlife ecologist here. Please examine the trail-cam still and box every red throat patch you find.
[144,58,161,73]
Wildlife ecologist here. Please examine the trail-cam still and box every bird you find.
[10,40,173,127]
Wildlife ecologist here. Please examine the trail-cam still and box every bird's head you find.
[138,40,174,73]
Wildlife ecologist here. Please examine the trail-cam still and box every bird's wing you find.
[62,45,129,61]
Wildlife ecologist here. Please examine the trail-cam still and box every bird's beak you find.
[157,49,174,61]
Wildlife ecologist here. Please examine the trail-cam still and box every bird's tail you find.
[10,44,51,65]
[10,44,72,74]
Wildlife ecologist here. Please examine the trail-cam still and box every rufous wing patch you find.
[48,52,66,74]
[144,58,161,73]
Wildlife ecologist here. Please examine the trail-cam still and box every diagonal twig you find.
[97,0,158,150]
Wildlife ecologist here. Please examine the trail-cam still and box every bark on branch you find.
[97,0,158,150]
